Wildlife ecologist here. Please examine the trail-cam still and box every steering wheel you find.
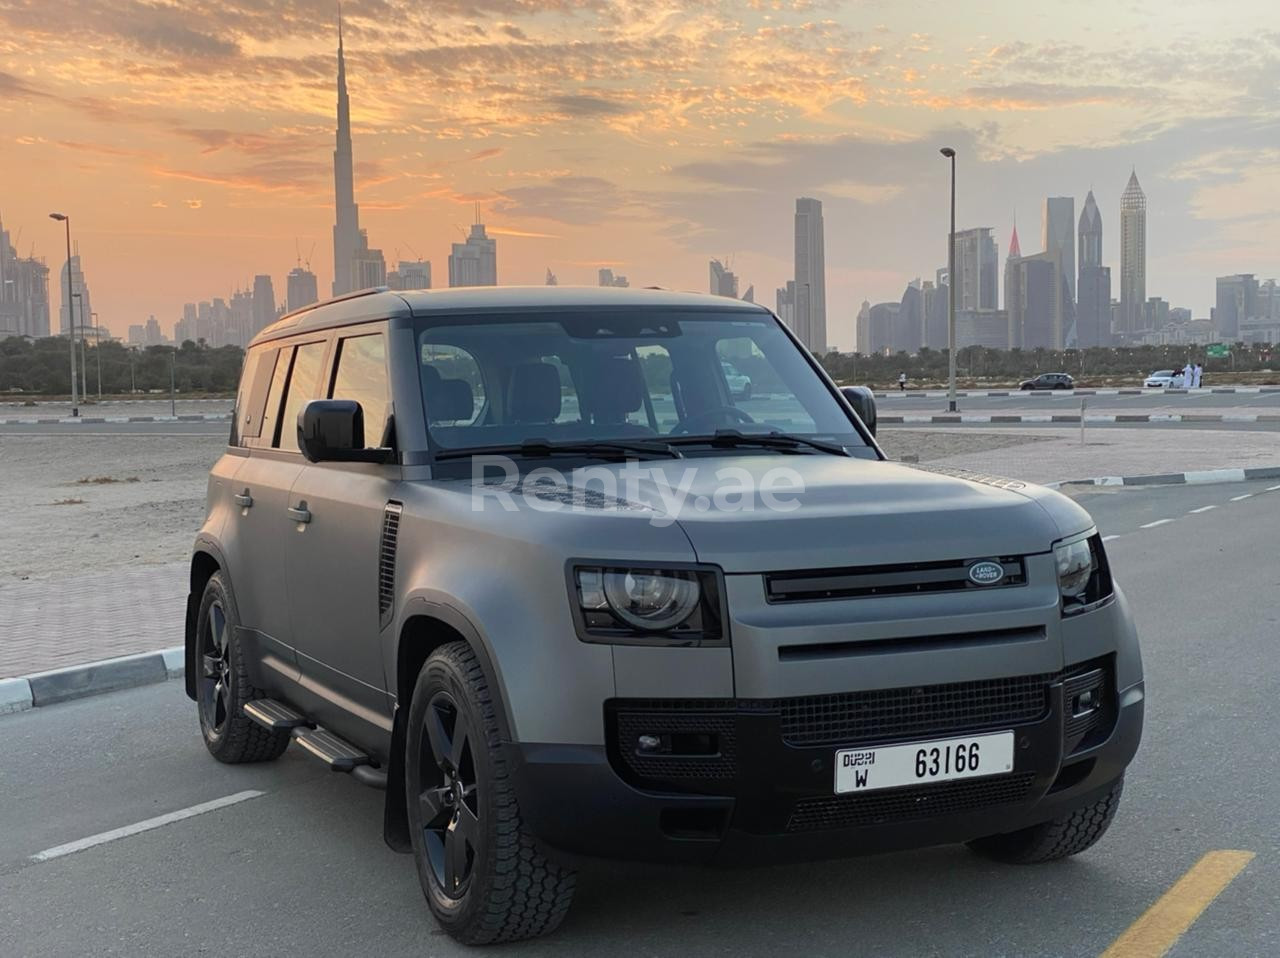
[669,405,755,436]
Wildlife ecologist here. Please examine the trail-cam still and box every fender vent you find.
[378,502,403,630]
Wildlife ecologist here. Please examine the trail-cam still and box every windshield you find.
[415,308,868,454]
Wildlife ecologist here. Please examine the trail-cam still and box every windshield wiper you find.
[667,429,850,457]
[435,438,682,461]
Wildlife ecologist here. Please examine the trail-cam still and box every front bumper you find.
[510,667,1143,866]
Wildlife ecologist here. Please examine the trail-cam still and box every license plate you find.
[834,731,1014,795]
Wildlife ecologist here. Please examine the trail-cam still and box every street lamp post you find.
[939,147,958,413]
[72,293,88,400]
[48,213,78,416]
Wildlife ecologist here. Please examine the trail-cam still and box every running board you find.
[242,699,387,790]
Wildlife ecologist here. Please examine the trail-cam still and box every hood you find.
[467,454,1091,573]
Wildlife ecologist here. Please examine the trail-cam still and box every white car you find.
[1144,369,1184,388]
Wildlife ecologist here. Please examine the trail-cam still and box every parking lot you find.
[2,480,1275,957]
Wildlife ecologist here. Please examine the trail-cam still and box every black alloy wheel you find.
[198,599,232,738]
[418,690,481,898]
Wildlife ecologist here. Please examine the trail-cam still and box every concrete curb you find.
[0,646,185,715]
[1,414,231,425]
[872,386,1279,399]
[880,413,1280,424]
[1045,465,1280,490]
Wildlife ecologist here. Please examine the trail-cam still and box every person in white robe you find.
[1182,362,1194,388]
[1193,363,1203,388]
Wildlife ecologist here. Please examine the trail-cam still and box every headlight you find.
[1054,533,1113,614]
[572,565,725,644]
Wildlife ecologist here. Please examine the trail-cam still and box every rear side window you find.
[276,341,329,452]
[233,347,279,444]
[256,346,293,449]
[330,333,390,448]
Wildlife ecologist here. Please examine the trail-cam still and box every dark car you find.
[1019,373,1074,391]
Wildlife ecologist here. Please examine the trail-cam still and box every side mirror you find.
[298,399,392,463]
[840,385,877,437]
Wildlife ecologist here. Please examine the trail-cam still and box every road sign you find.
[1206,344,1230,358]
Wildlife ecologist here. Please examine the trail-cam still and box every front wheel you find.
[405,642,576,944]
[967,777,1124,864]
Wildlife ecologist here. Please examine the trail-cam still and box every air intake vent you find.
[378,502,403,630]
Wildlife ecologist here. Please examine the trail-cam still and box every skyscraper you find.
[1119,171,1147,338]
[792,197,827,352]
[1042,197,1075,300]
[598,268,629,287]
[286,266,319,311]
[0,214,50,339]
[252,275,276,336]
[1215,274,1258,340]
[709,259,739,298]
[332,11,362,296]
[449,220,497,287]
[545,268,558,286]
[387,260,430,291]
[952,227,998,310]
[58,253,92,336]
[775,280,797,330]
[1076,191,1110,346]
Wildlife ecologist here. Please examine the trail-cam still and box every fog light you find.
[1073,689,1099,715]
[637,735,661,752]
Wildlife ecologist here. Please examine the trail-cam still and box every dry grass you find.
[50,497,86,506]
[75,476,141,485]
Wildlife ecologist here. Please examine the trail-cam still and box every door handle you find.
[233,490,253,508]
[287,504,312,524]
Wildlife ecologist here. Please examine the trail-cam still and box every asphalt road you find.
[1,480,1277,956]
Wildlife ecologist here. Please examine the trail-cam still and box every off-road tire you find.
[406,641,576,945]
[196,572,291,764]
[967,777,1124,864]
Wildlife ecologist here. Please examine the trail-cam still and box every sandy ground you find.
[0,434,218,581]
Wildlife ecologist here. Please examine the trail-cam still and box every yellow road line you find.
[1101,850,1255,958]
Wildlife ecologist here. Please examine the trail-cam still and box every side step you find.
[243,698,310,730]
[243,699,387,790]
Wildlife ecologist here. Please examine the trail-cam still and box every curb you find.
[1045,465,1280,490]
[872,386,1279,399]
[880,413,1280,424]
[1,414,231,425]
[0,646,184,715]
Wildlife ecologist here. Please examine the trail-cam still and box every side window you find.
[276,340,328,452]
[256,344,293,449]
[330,333,390,448]
[233,346,279,444]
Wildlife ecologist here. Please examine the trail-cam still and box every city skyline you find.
[2,2,1278,350]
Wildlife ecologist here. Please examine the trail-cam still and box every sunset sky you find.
[2,0,1277,349]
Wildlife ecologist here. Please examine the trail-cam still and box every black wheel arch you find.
[185,539,231,701]
[383,599,515,853]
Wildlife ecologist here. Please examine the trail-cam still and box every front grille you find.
[774,673,1053,748]
[787,773,1038,832]
[614,709,737,783]
[765,556,1026,603]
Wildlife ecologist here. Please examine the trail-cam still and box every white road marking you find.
[1140,519,1175,529]
[1266,484,1280,492]
[29,790,264,863]
[1102,535,1122,542]
[1230,494,1254,502]
[1189,505,1217,514]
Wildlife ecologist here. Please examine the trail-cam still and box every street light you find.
[939,147,958,413]
[72,293,87,400]
[48,212,78,416]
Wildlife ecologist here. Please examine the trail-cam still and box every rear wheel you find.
[967,777,1123,864]
[405,642,576,944]
[196,572,290,764]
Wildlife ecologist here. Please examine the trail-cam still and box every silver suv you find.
[186,287,1143,944]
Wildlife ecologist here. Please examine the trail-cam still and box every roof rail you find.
[279,286,391,322]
